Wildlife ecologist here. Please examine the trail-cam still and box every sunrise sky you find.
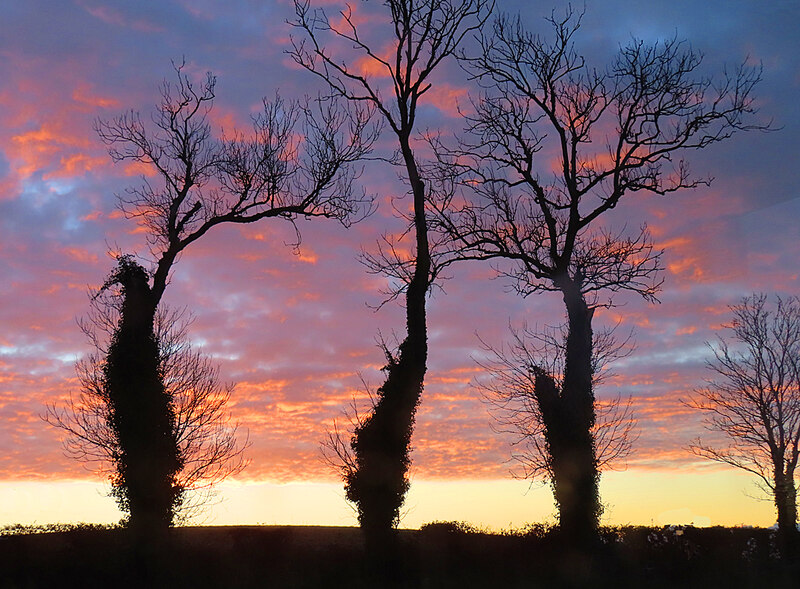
[0,0,798,530]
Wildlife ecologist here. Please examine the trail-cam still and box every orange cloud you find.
[122,160,157,177]
[10,123,92,179]
[80,211,103,222]
[60,247,100,265]
[71,85,120,110]
[48,153,107,178]
[297,250,318,264]
[353,52,394,79]
[424,83,468,118]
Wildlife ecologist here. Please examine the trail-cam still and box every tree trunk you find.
[346,144,430,567]
[105,261,182,536]
[551,277,601,549]
[774,468,799,560]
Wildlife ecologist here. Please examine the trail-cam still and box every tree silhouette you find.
[428,7,765,549]
[689,294,800,560]
[290,0,492,558]
[53,63,377,535]
[46,256,248,530]
[479,323,637,483]
[97,257,180,532]
[96,63,377,309]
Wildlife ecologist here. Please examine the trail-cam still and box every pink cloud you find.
[77,1,165,33]
[424,83,469,118]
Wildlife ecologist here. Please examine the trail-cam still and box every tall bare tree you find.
[61,63,377,535]
[428,8,765,548]
[689,294,800,559]
[290,0,492,552]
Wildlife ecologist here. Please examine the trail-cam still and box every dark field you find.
[1,523,798,588]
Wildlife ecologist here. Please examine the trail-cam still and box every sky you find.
[0,0,798,530]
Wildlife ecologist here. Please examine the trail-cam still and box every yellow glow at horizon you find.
[0,468,778,530]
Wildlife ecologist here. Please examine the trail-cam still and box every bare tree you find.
[96,63,378,306]
[46,263,248,524]
[428,7,766,547]
[52,63,378,535]
[479,323,637,482]
[290,0,492,555]
[688,294,800,559]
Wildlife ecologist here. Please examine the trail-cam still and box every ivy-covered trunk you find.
[104,259,182,536]
[534,276,600,551]
[558,281,601,546]
[774,467,799,560]
[346,144,430,558]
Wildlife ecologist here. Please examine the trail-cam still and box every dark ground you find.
[0,522,797,588]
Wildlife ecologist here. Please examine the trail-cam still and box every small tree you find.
[56,62,377,535]
[290,0,492,553]
[46,256,248,527]
[689,294,800,559]
[428,7,765,548]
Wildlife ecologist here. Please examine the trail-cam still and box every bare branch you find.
[96,65,379,302]
[429,8,766,305]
